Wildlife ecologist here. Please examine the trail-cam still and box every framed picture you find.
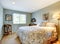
[43,13,49,20]
[5,14,12,21]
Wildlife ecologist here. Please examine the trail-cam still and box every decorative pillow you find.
[46,23,56,27]
[37,22,48,26]
[40,22,48,26]
[37,22,56,27]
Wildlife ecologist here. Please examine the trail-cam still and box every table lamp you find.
[52,12,60,40]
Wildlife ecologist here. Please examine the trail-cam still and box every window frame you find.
[13,13,26,24]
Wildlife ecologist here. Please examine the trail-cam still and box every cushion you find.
[46,23,56,27]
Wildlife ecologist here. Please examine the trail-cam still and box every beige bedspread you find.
[17,26,56,44]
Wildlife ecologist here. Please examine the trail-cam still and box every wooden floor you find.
[1,33,60,44]
[53,41,60,44]
[1,33,21,44]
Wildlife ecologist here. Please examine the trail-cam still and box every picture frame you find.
[43,13,49,20]
[5,14,12,21]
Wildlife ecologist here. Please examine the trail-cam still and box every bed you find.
[17,22,57,44]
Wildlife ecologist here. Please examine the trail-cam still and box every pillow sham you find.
[37,21,56,27]
[46,23,56,27]
[37,22,48,26]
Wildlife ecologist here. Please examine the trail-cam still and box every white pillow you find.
[37,23,41,26]
[37,22,47,26]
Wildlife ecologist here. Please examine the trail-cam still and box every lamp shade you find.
[52,12,60,20]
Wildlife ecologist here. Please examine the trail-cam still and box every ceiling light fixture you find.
[12,2,15,4]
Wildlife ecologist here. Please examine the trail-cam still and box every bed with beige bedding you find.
[17,23,57,44]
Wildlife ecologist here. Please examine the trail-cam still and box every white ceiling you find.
[0,0,59,13]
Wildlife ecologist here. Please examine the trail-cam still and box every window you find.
[13,13,26,24]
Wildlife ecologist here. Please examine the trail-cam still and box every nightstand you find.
[3,24,12,36]
[29,24,37,26]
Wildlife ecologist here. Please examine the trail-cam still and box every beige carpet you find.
[1,33,21,44]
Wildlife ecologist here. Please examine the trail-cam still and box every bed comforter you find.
[17,26,56,44]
